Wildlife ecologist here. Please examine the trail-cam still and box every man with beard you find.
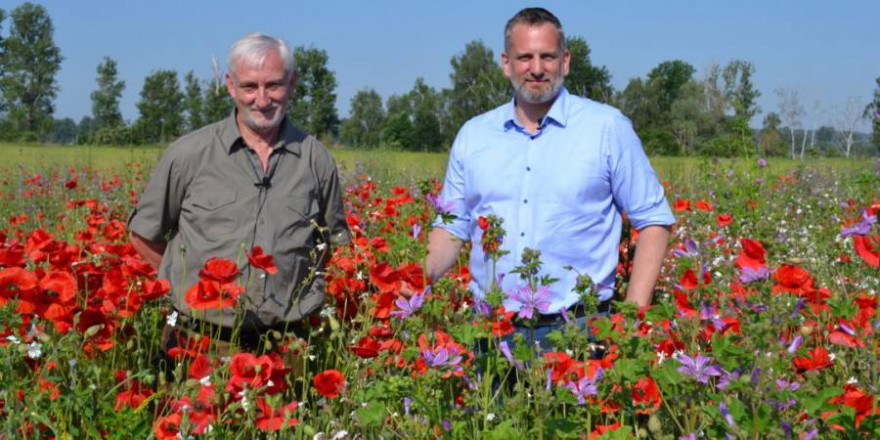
[128,33,349,373]
[425,8,675,346]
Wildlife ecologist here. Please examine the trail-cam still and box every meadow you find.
[0,143,878,439]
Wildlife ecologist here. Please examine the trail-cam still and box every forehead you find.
[507,22,562,53]
[232,50,288,81]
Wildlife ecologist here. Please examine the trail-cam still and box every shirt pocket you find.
[184,190,238,239]
[275,196,320,250]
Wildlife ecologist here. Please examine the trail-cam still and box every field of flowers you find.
[0,151,878,439]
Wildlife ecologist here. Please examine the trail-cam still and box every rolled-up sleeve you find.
[608,114,676,230]
[434,124,472,240]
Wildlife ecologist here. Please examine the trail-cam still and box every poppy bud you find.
[648,414,662,434]
[84,324,104,338]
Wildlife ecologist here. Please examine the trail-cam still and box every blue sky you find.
[11,0,880,130]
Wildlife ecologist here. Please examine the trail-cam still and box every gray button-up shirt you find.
[129,114,350,329]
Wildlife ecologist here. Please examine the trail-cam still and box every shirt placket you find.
[516,127,540,266]
[244,148,282,297]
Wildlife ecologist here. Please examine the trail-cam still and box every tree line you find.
[1,2,878,157]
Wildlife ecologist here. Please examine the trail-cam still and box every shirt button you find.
[523,199,528,204]
[520,232,525,237]
[526,166,531,171]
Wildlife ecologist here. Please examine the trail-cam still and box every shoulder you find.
[565,93,631,128]
[453,101,510,146]
[162,119,228,163]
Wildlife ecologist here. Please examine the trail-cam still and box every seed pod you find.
[648,414,663,434]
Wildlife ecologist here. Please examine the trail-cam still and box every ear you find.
[501,51,511,78]
[562,49,571,77]
[225,73,236,99]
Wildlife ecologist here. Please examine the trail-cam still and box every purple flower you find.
[680,434,697,440]
[472,299,493,317]
[404,397,412,416]
[717,369,740,390]
[757,158,767,167]
[803,428,818,440]
[840,208,877,237]
[672,237,699,258]
[391,288,426,319]
[676,353,723,384]
[498,341,524,370]
[565,368,603,405]
[786,335,803,354]
[750,367,761,387]
[775,378,800,392]
[421,346,463,369]
[719,402,736,427]
[411,223,422,239]
[507,285,552,320]
[426,193,454,214]
[739,265,770,283]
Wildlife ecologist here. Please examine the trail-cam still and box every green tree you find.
[408,78,445,151]
[288,46,339,139]
[759,112,786,157]
[134,70,184,144]
[723,60,761,156]
[340,88,385,148]
[645,60,695,127]
[0,2,63,140]
[90,56,125,130]
[564,36,613,102]
[76,116,95,144]
[48,117,76,144]
[865,76,880,154]
[447,40,509,137]
[183,70,204,132]
[382,112,415,150]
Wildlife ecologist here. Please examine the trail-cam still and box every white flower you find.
[316,243,327,252]
[847,377,858,384]
[166,310,179,327]
[828,352,837,361]
[27,342,42,359]
[486,413,496,422]
[331,430,349,440]
[199,375,212,387]
[6,335,20,345]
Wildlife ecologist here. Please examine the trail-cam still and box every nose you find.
[529,58,544,78]
[254,87,271,108]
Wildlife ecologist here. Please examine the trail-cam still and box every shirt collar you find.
[220,110,305,156]
[503,87,570,131]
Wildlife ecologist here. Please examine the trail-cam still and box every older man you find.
[129,33,350,358]
[426,8,674,337]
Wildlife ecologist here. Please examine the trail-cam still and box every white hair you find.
[227,33,295,82]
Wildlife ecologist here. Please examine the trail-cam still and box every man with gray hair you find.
[129,33,350,370]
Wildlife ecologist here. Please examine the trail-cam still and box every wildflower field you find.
[0,145,878,440]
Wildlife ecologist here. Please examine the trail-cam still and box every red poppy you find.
[772,264,815,295]
[184,279,240,310]
[673,198,691,212]
[696,199,713,212]
[478,216,488,230]
[677,268,699,291]
[113,372,153,411]
[0,267,38,303]
[247,246,278,275]
[226,353,274,393]
[76,308,118,353]
[169,386,217,434]
[543,352,582,385]
[590,422,623,440]
[829,384,880,427]
[349,336,381,359]
[853,235,879,267]
[793,346,833,372]
[632,377,662,414]
[139,278,170,301]
[153,413,182,440]
[198,257,240,283]
[313,369,345,399]
[255,398,299,431]
[489,306,515,337]
[734,238,766,270]
[716,213,733,227]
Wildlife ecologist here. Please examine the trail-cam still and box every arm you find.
[129,230,166,271]
[426,228,464,284]
[624,225,671,307]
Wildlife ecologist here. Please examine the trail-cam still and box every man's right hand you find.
[129,231,167,271]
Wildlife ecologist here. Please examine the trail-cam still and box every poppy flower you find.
[246,246,278,275]
[853,235,879,267]
[184,280,240,310]
[255,398,299,431]
[349,336,381,359]
[226,353,274,393]
[734,238,766,271]
[716,213,733,227]
[153,413,182,440]
[829,384,880,427]
[772,264,815,295]
[674,199,691,212]
[632,377,662,414]
[478,216,489,230]
[139,278,170,301]
[696,199,713,212]
[313,369,345,399]
[793,346,833,372]
[198,257,240,283]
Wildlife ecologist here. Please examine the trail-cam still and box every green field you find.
[1,142,875,187]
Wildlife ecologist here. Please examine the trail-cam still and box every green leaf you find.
[545,418,581,439]
[485,420,521,440]
[802,386,844,414]
[355,402,387,429]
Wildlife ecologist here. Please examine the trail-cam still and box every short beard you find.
[513,76,564,105]
[242,104,286,132]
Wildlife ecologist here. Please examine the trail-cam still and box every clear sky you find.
[10,0,880,130]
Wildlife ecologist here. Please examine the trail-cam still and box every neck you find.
[236,113,281,153]
[515,98,554,133]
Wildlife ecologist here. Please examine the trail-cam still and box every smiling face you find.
[501,22,570,106]
[225,49,296,134]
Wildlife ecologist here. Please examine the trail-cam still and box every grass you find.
[1,143,876,187]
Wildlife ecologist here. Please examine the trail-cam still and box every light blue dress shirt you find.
[435,88,675,313]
